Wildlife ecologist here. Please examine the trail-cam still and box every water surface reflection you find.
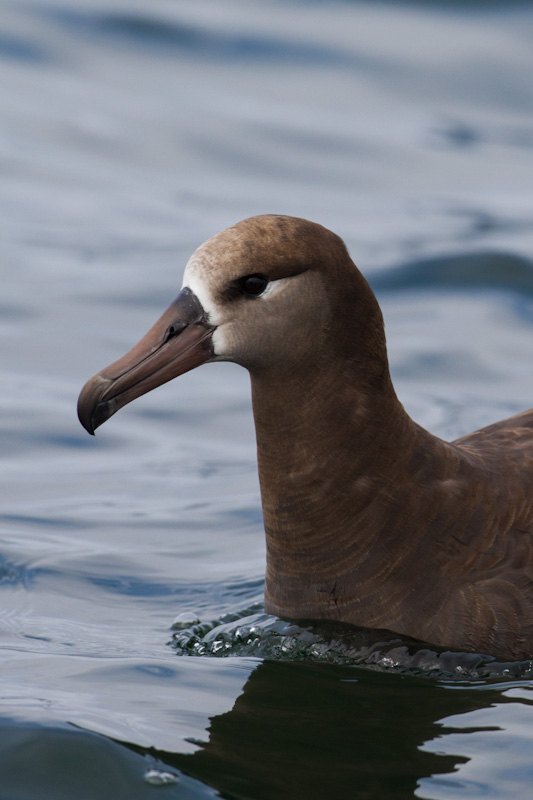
[132,662,533,800]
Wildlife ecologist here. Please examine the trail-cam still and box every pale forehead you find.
[182,249,219,297]
[182,246,212,285]
[181,254,212,311]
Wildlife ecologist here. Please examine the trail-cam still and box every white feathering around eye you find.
[205,277,289,361]
[259,276,290,298]
[181,260,291,360]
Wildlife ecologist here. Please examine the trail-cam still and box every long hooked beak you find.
[77,288,215,435]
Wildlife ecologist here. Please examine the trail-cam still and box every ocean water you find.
[2,0,533,797]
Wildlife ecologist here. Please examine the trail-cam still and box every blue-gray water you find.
[2,0,533,797]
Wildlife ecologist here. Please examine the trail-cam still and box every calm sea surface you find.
[2,0,533,797]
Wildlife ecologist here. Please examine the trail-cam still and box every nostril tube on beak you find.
[166,321,187,341]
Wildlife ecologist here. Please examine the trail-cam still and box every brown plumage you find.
[77,215,533,660]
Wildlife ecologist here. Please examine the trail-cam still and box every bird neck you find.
[250,358,433,623]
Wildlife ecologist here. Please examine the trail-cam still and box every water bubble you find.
[310,644,328,659]
[144,769,179,786]
[171,611,200,630]
[235,625,251,640]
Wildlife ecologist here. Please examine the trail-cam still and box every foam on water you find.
[171,604,533,680]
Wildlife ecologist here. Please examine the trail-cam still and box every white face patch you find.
[210,327,228,359]
[182,257,222,326]
[182,254,228,359]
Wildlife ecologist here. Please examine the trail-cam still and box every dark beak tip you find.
[83,420,96,437]
[77,400,96,436]
[77,374,113,436]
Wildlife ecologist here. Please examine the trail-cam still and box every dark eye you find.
[240,274,268,297]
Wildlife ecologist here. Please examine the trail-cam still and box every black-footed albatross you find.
[78,215,533,660]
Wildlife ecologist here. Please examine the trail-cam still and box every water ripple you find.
[371,251,533,296]
[90,574,199,599]
[0,32,50,63]
[0,554,33,588]
[43,7,382,69]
